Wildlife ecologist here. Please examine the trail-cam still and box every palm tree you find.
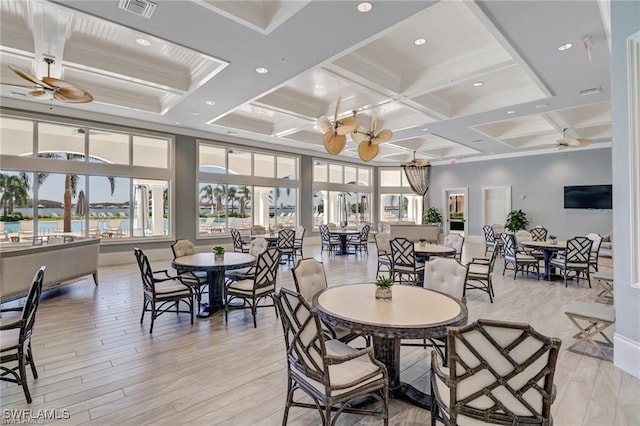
[199,184,215,214]
[0,174,29,216]
[35,153,115,233]
[227,186,237,215]
[213,185,226,216]
[238,186,251,217]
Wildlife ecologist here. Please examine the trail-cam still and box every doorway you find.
[442,187,468,238]
[481,186,511,227]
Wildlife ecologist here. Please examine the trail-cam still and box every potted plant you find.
[375,276,393,301]
[505,209,529,232]
[212,246,225,260]
[424,207,442,224]
[418,238,427,247]
[548,235,557,245]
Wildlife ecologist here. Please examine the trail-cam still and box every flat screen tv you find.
[564,185,612,209]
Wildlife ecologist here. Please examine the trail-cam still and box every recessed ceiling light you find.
[557,43,573,51]
[175,121,182,125]
[357,2,372,12]
[190,111,200,116]
[314,83,324,89]
[507,110,516,114]
[472,81,484,87]
[136,38,151,47]
[422,127,429,132]
[205,100,216,106]
[414,38,427,46]
[255,67,269,74]
[227,131,237,135]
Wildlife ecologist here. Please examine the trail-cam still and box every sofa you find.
[389,224,440,243]
[600,234,613,258]
[0,237,100,301]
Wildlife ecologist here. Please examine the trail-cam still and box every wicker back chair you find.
[319,224,339,253]
[224,247,280,327]
[0,266,45,403]
[482,225,496,256]
[171,239,208,310]
[530,227,548,241]
[431,319,561,426]
[465,247,499,303]
[550,237,593,288]
[374,232,392,278]
[134,248,194,333]
[225,237,269,283]
[443,234,465,261]
[294,225,305,258]
[230,228,249,253]
[273,288,389,426]
[585,233,602,272]
[347,224,370,254]
[278,228,296,265]
[502,233,539,279]
[390,237,424,285]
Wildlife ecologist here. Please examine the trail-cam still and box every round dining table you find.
[520,240,566,280]
[328,229,360,255]
[171,252,255,318]
[313,284,467,409]
[250,233,279,246]
[414,243,456,260]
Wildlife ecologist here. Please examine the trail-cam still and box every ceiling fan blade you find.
[43,77,86,97]
[333,96,342,122]
[415,159,429,166]
[351,126,368,144]
[8,65,52,89]
[0,82,39,89]
[336,116,359,135]
[575,138,592,147]
[324,132,346,155]
[53,90,93,103]
[27,89,51,99]
[317,116,332,133]
[358,141,379,162]
[372,129,393,144]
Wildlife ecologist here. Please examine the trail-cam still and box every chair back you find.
[423,258,466,302]
[390,237,417,269]
[492,223,505,234]
[483,225,495,243]
[515,230,533,244]
[274,288,326,383]
[444,234,464,255]
[445,319,561,424]
[171,239,195,258]
[249,237,269,256]
[20,220,34,233]
[292,258,328,303]
[230,228,244,251]
[278,228,295,250]
[319,224,331,243]
[48,235,65,245]
[530,227,547,241]
[564,237,592,264]
[251,225,266,235]
[359,224,371,243]
[501,233,517,261]
[134,248,155,296]
[295,226,305,241]
[375,232,391,254]
[585,233,602,254]
[327,223,338,230]
[254,247,281,290]
[21,267,46,344]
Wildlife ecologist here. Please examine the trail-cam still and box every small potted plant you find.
[375,276,394,301]
[212,246,225,260]
[418,238,427,247]
[548,235,557,245]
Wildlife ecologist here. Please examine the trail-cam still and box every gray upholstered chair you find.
[171,239,208,310]
[250,224,266,235]
[550,236,593,287]
[502,233,539,279]
[134,248,193,333]
[586,233,603,272]
[431,319,561,426]
[465,247,499,303]
[443,233,464,261]
[274,288,389,426]
[224,247,280,327]
[0,266,45,404]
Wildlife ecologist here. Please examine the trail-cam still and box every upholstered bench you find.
[565,301,615,361]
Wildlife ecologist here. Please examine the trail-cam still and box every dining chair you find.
[549,236,593,287]
[225,237,269,283]
[0,266,45,404]
[273,288,389,426]
[482,225,497,256]
[224,247,280,327]
[230,228,250,253]
[347,223,370,255]
[464,247,499,303]
[293,225,305,258]
[250,224,266,235]
[134,248,194,333]
[431,319,561,426]
[278,228,296,265]
[291,258,359,344]
[319,224,340,254]
[374,232,392,278]
[585,233,602,272]
[502,233,539,279]
[171,239,208,310]
[390,237,424,285]
[515,230,544,261]
[530,226,548,241]
[443,233,464,261]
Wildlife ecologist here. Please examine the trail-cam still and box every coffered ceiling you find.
[0,0,612,164]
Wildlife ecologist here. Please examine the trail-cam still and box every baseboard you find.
[614,333,640,378]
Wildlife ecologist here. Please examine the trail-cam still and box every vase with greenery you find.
[419,238,426,247]
[375,276,393,301]
[424,207,442,224]
[548,235,557,245]
[505,209,529,232]
[213,246,225,260]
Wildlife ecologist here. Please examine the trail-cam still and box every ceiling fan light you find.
[557,43,573,51]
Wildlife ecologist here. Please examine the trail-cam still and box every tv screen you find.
[564,185,612,209]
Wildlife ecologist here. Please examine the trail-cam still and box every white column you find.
[150,184,164,236]
[254,187,271,227]
[329,192,338,224]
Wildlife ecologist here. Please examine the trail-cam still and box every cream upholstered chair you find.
[291,258,359,344]
[224,247,280,327]
[465,247,499,303]
[293,225,305,258]
[0,266,45,404]
[515,230,543,260]
[443,233,464,261]
[274,288,389,426]
[225,237,269,283]
[585,233,603,272]
[134,248,193,333]
[171,239,208,310]
[374,232,392,278]
[250,224,266,235]
[431,319,561,426]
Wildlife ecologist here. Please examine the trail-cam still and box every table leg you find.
[372,336,430,409]
[197,271,224,318]
[543,249,552,280]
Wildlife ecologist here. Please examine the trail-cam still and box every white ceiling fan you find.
[553,128,592,149]
[401,151,429,166]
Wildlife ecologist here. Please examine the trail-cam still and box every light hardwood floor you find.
[1,241,638,425]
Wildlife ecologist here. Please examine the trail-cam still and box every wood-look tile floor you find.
[1,242,639,425]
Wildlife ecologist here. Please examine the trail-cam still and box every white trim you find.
[628,31,640,289]
[614,333,640,379]
[481,186,512,227]
[442,187,468,239]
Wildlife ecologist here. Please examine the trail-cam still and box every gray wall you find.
[429,149,613,239]
[612,1,640,352]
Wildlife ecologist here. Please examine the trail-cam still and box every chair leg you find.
[282,377,294,426]
[149,304,156,333]
[18,351,32,404]
[140,299,147,324]
[27,342,38,379]
[252,303,257,328]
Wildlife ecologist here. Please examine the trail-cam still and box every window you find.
[133,136,169,168]
[379,168,421,223]
[255,154,274,177]
[0,117,32,156]
[89,132,129,165]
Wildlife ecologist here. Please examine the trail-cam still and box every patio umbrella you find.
[75,189,86,216]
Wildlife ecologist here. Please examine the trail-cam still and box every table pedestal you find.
[372,336,430,409]
[335,234,354,256]
[198,271,225,318]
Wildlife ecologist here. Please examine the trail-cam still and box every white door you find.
[482,186,512,226]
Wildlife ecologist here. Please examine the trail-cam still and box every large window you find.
[197,142,299,236]
[379,168,421,223]
[312,160,372,230]
[0,115,173,242]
